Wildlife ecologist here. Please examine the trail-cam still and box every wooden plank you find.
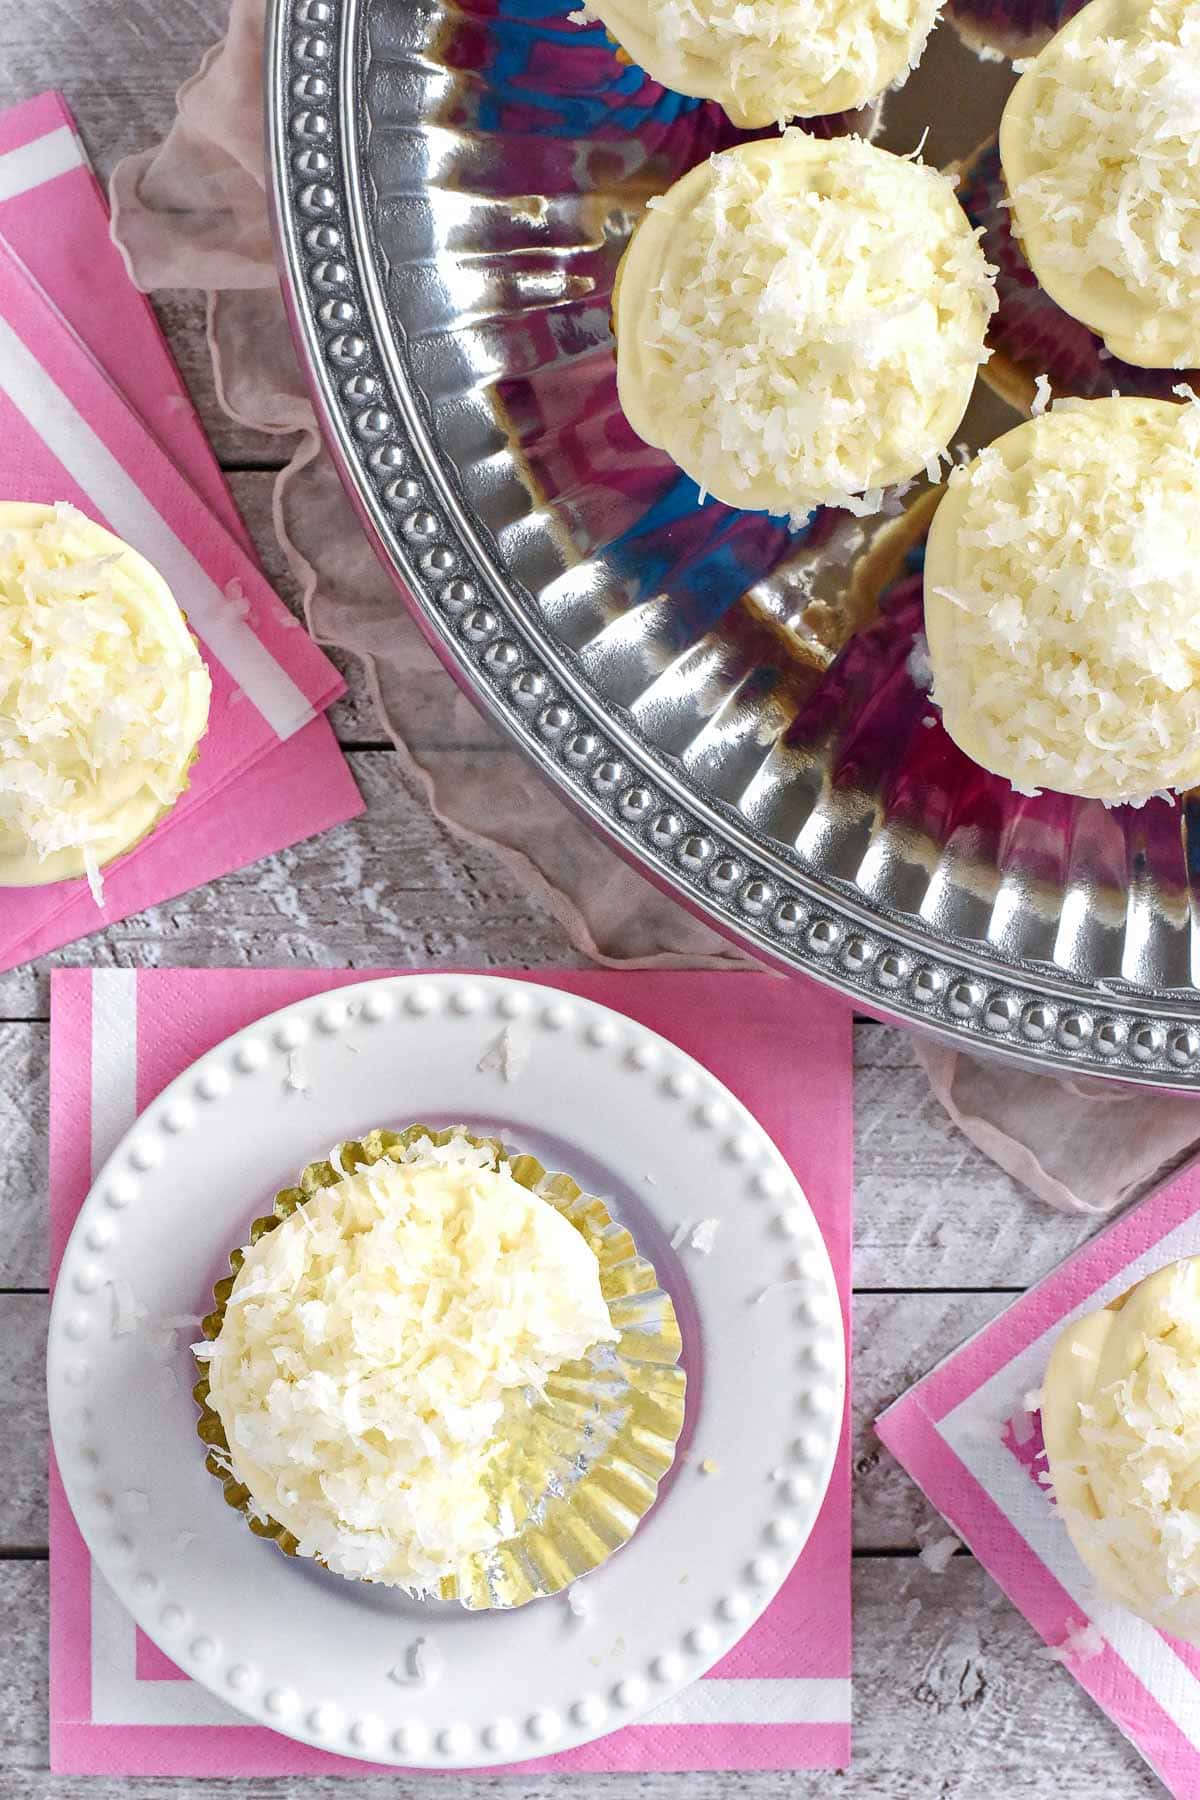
[155,298,288,474]
[852,1291,1007,1550]
[0,1556,1157,1795]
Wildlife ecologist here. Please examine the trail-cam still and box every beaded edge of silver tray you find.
[267,0,1200,1087]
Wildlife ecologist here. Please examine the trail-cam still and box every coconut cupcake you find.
[614,132,997,519]
[958,138,1200,415]
[999,0,1200,372]
[0,501,211,900]
[924,396,1200,803]
[194,1126,685,1608]
[575,0,941,124]
[1042,1258,1200,1642]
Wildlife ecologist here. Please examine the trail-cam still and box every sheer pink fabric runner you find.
[110,0,1200,1214]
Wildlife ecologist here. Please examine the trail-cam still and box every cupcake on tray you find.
[194,1125,685,1609]
[964,0,1200,410]
[613,132,997,520]
[573,0,940,124]
[0,501,211,902]
[1041,1258,1200,1643]
[923,395,1200,804]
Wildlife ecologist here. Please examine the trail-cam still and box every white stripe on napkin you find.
[646,1677,851,1727]
[89,969,138,1176]
[0,125,83,202]
[84,969,248,1731]
[0,313,314,739]
[91,1571,246,1728]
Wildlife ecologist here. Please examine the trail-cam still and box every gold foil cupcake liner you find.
[194,1123,686,1608]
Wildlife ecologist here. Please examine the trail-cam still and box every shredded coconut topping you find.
[918,1532,962,1573]
[1043,1258,1200,1637]
[616,134,996,520]
[1002,0,1200,365]
[203,1133,618,1591]
[0,502,210,892]
[925,396,1200,803]
[583,0,940,124]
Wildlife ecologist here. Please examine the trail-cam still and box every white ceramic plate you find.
[47,974,844,1768]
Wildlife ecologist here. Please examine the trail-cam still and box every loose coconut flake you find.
[476,1024,531,1082]
[1033,1620,1104,1664]
[918,1532,962,1573]
[565,1581,592,1620]
[109,1277,147,1339]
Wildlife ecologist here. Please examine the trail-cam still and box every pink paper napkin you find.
[877,1160,1200,1798]
[49,966,853,1778]
[0,93,250,549]
[0,94,363,968]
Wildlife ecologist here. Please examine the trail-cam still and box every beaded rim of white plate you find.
[47,973,844,1768]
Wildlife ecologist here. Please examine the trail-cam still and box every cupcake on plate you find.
[574,0,940,124]
[194,1125,685,1609]
[613,133,996,519]
[1042,1258,1200,1642]
[0,501,211,901]
[999,0,1200,372]
[923,396,1200,803]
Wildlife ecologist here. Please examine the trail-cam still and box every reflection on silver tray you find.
[269,0,1200,1087]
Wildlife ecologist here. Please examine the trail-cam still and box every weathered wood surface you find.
[0,1014,1091,1290]
[1,2,1154,1790]
[0,1557,1159,1798]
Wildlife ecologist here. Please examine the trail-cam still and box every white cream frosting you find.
[614,133,995,518]
[1042,1258,1200,1641]
[202,1133,619,1592]
[581,0,940,125]
[1000,0,1200,368]
[0,501,211,898]
[924,396,1200,803]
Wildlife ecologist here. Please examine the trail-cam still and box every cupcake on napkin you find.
[194,1125,685,1608]
[1042,1257,1200,1642]
[0,501,211,900]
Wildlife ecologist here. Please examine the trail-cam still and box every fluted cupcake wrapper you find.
[194,1124,686,1609]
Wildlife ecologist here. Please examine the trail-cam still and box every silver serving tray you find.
[269,0,1200,1086]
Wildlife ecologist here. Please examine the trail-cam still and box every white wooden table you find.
[0,5,1164,1792]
